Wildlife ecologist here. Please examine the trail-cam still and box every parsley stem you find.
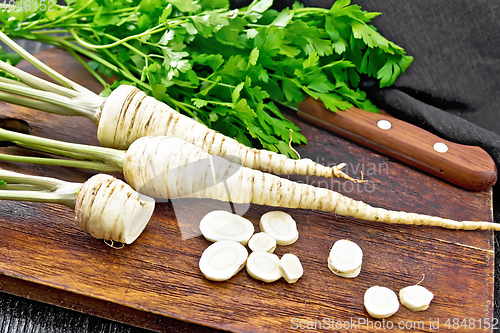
[247,24,269,28]
[198,77,236,89]
[46,35,150,91]
[0,153,119,173]
[97,32,149,58]
[267,73,291,81]
[36,0,95,30]
[68,26,163,51]
[0,170,66,189]
[67,47,107,88]
[30,30,70,34]
[0,128,125,172]
[293,7,329,17]
[0,170,81,207]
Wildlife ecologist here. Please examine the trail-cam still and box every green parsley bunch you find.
[0,0,412,156]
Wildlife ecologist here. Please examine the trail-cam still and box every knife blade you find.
[287,97,497,191]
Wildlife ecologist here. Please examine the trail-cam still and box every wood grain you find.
[0,49,495,332]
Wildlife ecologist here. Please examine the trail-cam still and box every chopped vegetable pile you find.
[0,0,413,156]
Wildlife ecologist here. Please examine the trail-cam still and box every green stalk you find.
[0,76,30,88]
[66,48,107,88]
[0,92,78,116]
[0,169,66,189]
[0,128,125,172]
[0,31,94,95]
[0,190,76,207]
[0,169,82,208]
[0,81,96,118]
[0,60,81,98]
[68,23,168,50]
[0,153,121,173]
[38,35,151,91]
[1,184,44,191]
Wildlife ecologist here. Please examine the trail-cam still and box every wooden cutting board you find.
[0,49,495,332]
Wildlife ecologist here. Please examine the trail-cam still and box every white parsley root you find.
[98,85,358,181]
[199,210,254,245]
[328,239,363,278]
[248,232,277,253]
[364,286,400,319]
[75,174,155,244]
[399,285,434,312]
[0,171,154,244]
[246,251,282,283]
[259,211,299,246]
[279,253,303,284]
[2,132,500,232]
[199,240,248,281]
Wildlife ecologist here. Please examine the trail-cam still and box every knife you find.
[286,97,497,191]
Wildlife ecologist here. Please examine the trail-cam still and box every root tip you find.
[332,164,366,183]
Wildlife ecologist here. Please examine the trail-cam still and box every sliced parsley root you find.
[248,232,277,253]
[246,251,282,283]
[279,253,303,284]
[199,240,248,281]
[399,285,434,312]
[0,129,498,232]
[199,210,254,245]
[328,239,363,278]
[364,286,400,319]
[0,170,154,244]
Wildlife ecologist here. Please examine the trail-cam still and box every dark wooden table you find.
[0,48,496,332]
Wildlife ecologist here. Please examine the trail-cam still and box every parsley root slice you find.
[1,130,499,232]
[328,239,363,278]
[246,251,282,283]
[364,286,400,319]
[199,240,248,281]
[399,285,434,312]
[248,232,277,253]
[0,32,356,182]
[199,210,254,245]
[259,211,299,245]
[279,253,303,284]
[0,170,154,244]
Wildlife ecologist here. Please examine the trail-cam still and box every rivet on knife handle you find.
[297,97,497,191]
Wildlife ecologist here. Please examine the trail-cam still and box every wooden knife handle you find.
[297,97,497,191]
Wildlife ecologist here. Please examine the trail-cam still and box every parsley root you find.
[246,251,282,283]
[364,286,400,319]
[0,130,498,232]
[75,173,155,244]
[99,85,356,181]
[0,171,154,244]
[199,240,248,281]
[399,285,434,312]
